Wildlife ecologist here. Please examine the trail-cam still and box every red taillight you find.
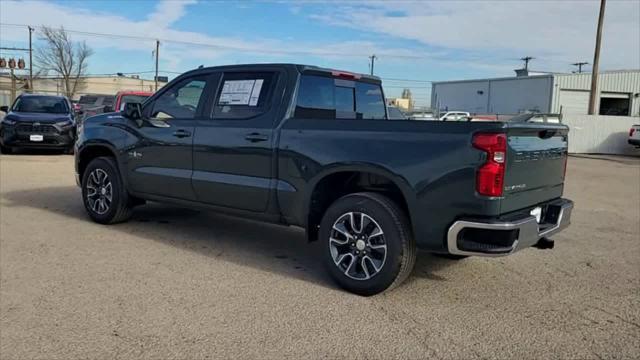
[473,133,506,197]
[630,128,636,137]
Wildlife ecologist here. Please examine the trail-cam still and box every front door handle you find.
[245,133,269,143]
[172,129,191,138]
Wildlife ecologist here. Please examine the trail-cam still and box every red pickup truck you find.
[114,91,153,112]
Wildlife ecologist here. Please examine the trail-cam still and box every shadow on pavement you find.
[2,185,455,291]
[2,148,71,156]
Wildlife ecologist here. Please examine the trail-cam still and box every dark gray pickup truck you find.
[75,64,573,295]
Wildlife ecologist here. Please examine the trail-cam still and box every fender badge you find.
[128,151,143,159]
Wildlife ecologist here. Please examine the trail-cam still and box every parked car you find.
[387,105,408,120]
[629,125,640,147]
[114,90,153,112]
[0,94,76,154]
[409,111,436,120]
[75,64,573,295]
[439,111,471,121]
[77,94,115,120]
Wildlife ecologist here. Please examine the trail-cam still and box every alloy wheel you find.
[329,212,387,280]
[85,168,113,215]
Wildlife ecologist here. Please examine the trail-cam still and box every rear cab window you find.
[294,74,386,120]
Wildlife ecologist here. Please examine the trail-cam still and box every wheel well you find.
[307,171,410,242]
[78,146,116,181]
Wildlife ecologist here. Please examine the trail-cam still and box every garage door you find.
[559,90,590,114]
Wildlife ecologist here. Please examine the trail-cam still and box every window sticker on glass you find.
[249,79,263,106]
[219,79,263,106]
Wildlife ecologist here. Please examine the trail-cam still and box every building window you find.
[599,95,630,116]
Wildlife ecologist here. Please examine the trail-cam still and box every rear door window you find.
[294,74,385,120]
[212,72,276,120]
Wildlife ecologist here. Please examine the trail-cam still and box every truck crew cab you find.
[75,64,573,295]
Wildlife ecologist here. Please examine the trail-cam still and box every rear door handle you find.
[245,133,269,143]
[172,129,191,138]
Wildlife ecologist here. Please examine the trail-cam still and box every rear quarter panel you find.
[277,119,508,252]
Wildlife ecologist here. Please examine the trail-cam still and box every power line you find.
[381,77,432,83]
[0,22,432,60]
[383,85,431,89]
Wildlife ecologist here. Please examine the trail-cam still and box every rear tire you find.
[320,192,416,296]
[81,156,133,224]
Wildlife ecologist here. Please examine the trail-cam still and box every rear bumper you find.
[447,198,573,257]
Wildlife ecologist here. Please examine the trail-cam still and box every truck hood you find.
[83,112,126,125]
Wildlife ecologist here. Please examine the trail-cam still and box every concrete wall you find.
[562,114,640,155]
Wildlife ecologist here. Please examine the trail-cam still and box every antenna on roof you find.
[520,56,535,71]
[198,65,204,69]
[571,62,588,73]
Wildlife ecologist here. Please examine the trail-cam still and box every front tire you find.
[81,156,133,224]
[320,192,416,296]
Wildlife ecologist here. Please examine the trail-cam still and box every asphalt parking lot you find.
[0,153,639,359]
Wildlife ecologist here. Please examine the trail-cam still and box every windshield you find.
[12,97,69,114]
[121,95,149,105]
[78,96,98,104]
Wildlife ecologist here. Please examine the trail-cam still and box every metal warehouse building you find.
[431,69,640,117]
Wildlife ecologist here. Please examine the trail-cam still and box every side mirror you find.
[0,105,8,113]
[123,102,142,120]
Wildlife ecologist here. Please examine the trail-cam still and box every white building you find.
[431,69,640,117]
[0,74,166,106]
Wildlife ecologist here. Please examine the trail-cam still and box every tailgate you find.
[501,122,569,213]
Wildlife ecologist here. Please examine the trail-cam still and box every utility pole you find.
[369,54,377,75]
[154,40,160,92]
[588,0,606,115]
[571,62,589,73]
[28,26,34,91]
[520,56,534,71]
[10,68,16,103]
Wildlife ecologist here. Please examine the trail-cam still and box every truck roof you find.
[18,93,68,100]
[182,63,381,84]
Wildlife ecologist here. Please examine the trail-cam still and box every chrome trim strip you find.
[447,201,573,257]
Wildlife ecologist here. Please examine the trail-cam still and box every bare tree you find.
[35,26,93,99]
